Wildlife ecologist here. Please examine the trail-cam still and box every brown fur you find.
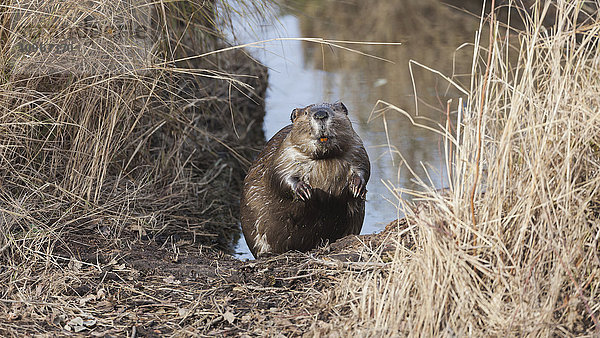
[240,102,370,258]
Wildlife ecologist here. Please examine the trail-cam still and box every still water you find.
[228,0,480,259]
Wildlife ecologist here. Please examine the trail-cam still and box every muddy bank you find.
[3,219,405,336]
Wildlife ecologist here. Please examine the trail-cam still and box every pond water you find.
[227,0,480,259]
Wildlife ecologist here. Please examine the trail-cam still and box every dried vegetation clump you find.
[318,1,600,336]
[0,0,268,334]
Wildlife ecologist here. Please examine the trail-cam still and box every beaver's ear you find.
[290,108,301,123]
[333,102,348,115]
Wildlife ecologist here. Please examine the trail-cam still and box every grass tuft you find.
[0,1,267,333]
[324,0,600,335]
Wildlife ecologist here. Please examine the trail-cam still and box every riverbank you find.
[0,1,271,334]
[3,216,405,335]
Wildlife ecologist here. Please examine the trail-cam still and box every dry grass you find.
[320,0,600,336]
[0,0,268,249]
[0,0,268,334]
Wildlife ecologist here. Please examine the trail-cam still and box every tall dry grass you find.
[324,0,600,335]
[0,0,267,329]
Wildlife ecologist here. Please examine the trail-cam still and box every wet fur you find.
[241,102,370,258]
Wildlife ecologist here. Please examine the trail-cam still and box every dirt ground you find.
[1,219,404,336]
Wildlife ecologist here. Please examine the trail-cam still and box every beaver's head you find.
[288,102,356,159]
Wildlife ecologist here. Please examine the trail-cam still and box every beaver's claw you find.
[293,181,312,201]
[349,174,367,200]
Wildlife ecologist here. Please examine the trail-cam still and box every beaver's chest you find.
[299,158,352,197]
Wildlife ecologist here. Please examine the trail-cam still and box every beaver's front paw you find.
[349,174,367,200]
[293,181,312,201]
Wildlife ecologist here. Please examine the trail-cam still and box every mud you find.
[2,220,405,336]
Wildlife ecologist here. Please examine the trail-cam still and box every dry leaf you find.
[113,264,126,270]
[65,316,85,332]
[223,310,235,324]
[65,315,96,332]
[83,318,97,327]
[68,259,83,272]
[79,294,96,306]
[96,288,106,299]
[163,275,181,285]
[178,308,190,317]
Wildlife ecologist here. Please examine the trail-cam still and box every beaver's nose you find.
[313,110,329,120]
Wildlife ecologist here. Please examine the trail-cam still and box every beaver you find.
[240,102,370,258]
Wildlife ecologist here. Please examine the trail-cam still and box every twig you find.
[446,99,453,187]
[471,0,496,250]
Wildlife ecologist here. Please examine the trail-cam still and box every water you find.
[228,1,479,259]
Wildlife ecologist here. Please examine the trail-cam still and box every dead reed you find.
[323,0,600,336]
[0,0,267,333]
